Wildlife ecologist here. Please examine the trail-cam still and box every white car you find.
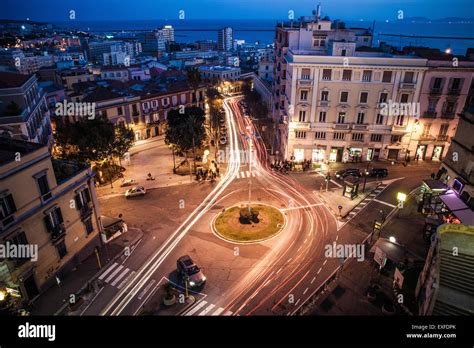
[120,179,137,187]
[219,136,227,145]
[125,185,146,198]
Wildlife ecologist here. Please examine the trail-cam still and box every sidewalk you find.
[31,228,143,316]
[303,192,428,315]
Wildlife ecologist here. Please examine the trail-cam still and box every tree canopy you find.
[165,106,206,154]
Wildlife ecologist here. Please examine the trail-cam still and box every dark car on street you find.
[177,255,206,288]
[366,168,389,177]
[335,168,362,179]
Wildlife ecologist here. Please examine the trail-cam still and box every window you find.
[7,231,29,265]
[376,113,384,125]
[300,90,308,101]
[396,115,405,126]
[356,112,365,124]
[400,94,409,103]
[36,174,51,201]
[301,68,311,80]
[315,132,326,139]
[451,78,461,91]
[295,131,306,139]
[379,93,388,103]
[56,240,68,259]
[0,194,16,226]
[342,70,352,81]
[322,69,332,80]
[433,77,442,89]
[321,91,329,101]
[84,217,94,235]
[117,106,123,115]
[298,110,306,122]
[439,123,449,136]
[362,70,372,82]
[337,112,346,124]
[319,111,326,122]
[422,123,432,136]
[333,132,345,140]
[391,135,402,143]
[75,188,91,210]
[340,91,348,103]
[359,92,368,104]
[352,133,364,142]
[101,110,107,118]
[445,101,455,114]
[404,72,414,83]
[371,134,383,142]
[382,71,392,83]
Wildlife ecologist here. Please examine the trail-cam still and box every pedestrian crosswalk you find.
[181,300,233,316]
[98,262,136,289]
[345,184,388,220]
[235,170,261,179]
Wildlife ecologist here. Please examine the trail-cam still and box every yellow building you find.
[0,137,102,302]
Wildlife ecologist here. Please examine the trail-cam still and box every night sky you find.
[2,0,473,21]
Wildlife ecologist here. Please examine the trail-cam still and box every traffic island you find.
[212,203,285,243]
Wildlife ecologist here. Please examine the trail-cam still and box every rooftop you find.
[0,136,45,165]
[0,72,32,88]
[199,65,240,72]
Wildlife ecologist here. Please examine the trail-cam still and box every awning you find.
[370,238,406,264]
[439,191,474,225]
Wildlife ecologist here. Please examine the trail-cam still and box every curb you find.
[54,228,144,316]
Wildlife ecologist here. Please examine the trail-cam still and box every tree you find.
[207,87,223,150]
[55,116,115,163]
[186,67,201,92]
[165,106,206,172]
[110,125,134,166]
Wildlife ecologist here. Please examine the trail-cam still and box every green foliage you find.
[111,125,135,161]
[165,106,206,154]
[239,207,260,224]
[186,67,201,91]
[241,80,269,119]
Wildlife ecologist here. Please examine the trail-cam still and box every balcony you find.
[392,124,408,132]
[436,134,449,142]
[298,79,313,87]
[419,134,435,141]
[399,82,416,90]
[80,202,93,219]
[353,124,368,131]
[290,121,310,129]
[50,223,66,242]
[318,100,330,107]
[441,112,455,119]
[422,111,437,118]
[333,123,350,130]
[429,88,442,95]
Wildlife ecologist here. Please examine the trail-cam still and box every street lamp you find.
[389,236,396,243]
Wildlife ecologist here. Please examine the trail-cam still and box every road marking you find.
[98,262,119,280]
[304,238,307,244]
[80,287,104,315]
[311,277,316,284]
[137,279,156,300]
[317,268,322,274]
[276,267,282,274]
[303,288,308,295]
[331,180,342,188]
[295,298,301,306]
[246,170,250,178]
[198,303,216,316]
[372,198,396,208]
[212,307,225,316]
[335,235,338,241]
[287,257,293,263]
[281,203,324,212]
[111,268,130,286]
[185,300,208,316]
[117,271,136,290]
[105,265,124,283]
[223,310,233,316]
[323,259,327,266]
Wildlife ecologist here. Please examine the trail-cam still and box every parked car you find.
[125,185,146,198]
[219,136,227,145]
[177,255,206,287]
[366,168,389,177]
[120,179,137,187]
[335,168,362,179]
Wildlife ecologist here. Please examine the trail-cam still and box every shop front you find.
[293,148,305,162]
[387,148,400,161]
[312,147,326,163]
[349,147,363,162]
[329,147,343,163]
[431,145,444,161]
[416,145,427,160]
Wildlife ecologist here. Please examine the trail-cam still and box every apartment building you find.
[199,65,241,83]
[218,27,234,52]
[0,72,52,144]
[0,138,102,301]
[411,48,474,161]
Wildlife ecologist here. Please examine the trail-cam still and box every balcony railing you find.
[448,89,460,96]
[429,88,442,95]
[419,134,435,141]
[436,134,449,142]
[290,121,310,129]
[441,112,455,119]
[80,202,93,219]
[333,123,350,130]
[353,124,368,131]
[298,79,313,86]
[50,223,66,242]
[399,82,416,90]
[318,100,330,107]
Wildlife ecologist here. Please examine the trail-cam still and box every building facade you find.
[0,138,102,302]
[218,27,234,52]
[0,72,52,144]
[199,65,241,83]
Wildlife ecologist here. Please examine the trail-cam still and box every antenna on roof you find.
[316,3,321,20]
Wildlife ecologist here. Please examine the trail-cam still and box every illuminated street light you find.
[397,192,407,202]
[0,290,6,302]
[389,236,396,243]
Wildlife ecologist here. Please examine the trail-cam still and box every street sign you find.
[374,247,387,268]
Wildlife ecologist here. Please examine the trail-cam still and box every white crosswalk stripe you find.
[235,171,261,180]
[98,262,134,288]
[183,301,233,316]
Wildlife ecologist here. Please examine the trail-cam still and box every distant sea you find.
[53,19,474,55]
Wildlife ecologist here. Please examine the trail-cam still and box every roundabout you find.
[212,203,286,244]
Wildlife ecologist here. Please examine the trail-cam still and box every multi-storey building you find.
[0,137,102,301]
[0,72,52,144]
[199,65,241,83]
[56,66,94,96]
[409,48,474,161]
[218,27,234,52]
